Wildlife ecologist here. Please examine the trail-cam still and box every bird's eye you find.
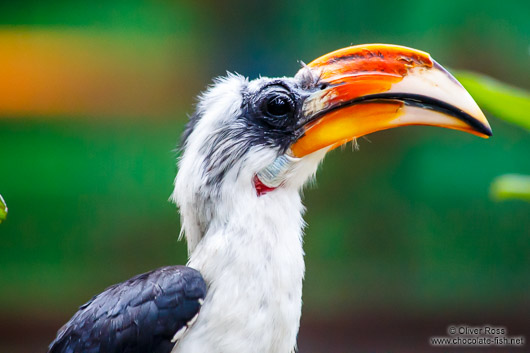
[264,94,294,118]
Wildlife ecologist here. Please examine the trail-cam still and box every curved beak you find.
[291,44,492,157]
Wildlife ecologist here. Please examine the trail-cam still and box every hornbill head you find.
[173,44,491,251]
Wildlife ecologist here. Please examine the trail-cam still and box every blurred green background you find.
[1,0,529,352]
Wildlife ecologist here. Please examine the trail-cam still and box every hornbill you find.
[48,44,491,353]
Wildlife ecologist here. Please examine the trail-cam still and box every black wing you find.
[48,266,207,353]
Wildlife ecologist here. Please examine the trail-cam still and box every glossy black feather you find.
[48,266,207,353]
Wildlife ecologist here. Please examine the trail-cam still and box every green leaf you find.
[454,71,530,131]
[490,174,530,202]
[0,194,7,223]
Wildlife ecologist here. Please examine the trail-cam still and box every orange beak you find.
[290,44,492,157]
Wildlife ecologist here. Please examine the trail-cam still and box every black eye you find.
[264,94,294,118]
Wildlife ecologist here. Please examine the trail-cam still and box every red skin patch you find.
[253,175,277,196]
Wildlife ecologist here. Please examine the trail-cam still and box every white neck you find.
[172,134,327,352]
[174,185,305,353]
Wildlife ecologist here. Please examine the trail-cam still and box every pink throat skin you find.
[253,175,277,196]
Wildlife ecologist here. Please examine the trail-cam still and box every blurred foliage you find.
[0,194,7,223]
[456,71,530,202]
[456,71,530,130]
[491,174,530,201]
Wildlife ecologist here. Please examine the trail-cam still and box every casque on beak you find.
[290,44,492,157]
